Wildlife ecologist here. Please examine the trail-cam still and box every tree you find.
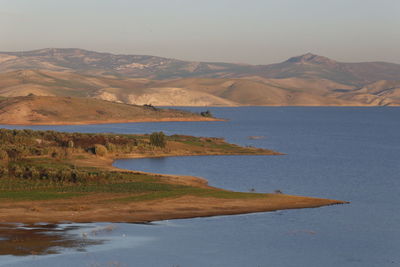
[150,132,166,148]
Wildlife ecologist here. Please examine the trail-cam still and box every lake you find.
[1,107,399,267]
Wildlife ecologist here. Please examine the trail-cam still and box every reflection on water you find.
[0,224,104,256]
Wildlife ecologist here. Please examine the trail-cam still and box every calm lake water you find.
[1,107,399,267]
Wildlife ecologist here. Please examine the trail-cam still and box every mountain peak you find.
[285,53,337,65]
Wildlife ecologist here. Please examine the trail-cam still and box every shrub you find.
[0,149,9,162]
[6,148,23,161]
[67,140,74,148]
[0,166,8,178]
[94,144,108,156]
[150,132,166,148]
[143,104,158,111]
[105,142,116,152]
[200,110,213,118]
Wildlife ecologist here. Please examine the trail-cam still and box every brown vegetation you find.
[0,95,220,125]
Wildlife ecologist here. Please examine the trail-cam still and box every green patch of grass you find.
[0,191,82,201]
[195,190,271,199]
[0,173,271,203]
[180,140,205,147]
[18,158,75,170]
[111,187,271,203]
[112,191,185,202]
[56,181,179,193]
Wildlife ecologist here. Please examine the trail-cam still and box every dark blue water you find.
[1,107,399,267]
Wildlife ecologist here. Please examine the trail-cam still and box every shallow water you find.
[0,224,103,256]
[1,107,399,267]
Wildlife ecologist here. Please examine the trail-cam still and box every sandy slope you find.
[1,69,399,106]
[0,95,219,125]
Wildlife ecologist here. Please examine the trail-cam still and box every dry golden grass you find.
[0,69,399,106]
[0,95,219,125]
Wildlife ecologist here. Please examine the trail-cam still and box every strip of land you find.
[0,95,220,125]
[0,192,345,224]
[0,129,347,223]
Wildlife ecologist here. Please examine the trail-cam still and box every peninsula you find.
[0,95,219,125]
[0,129,346,223]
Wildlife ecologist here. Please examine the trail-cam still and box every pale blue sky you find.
[1,0,399,64]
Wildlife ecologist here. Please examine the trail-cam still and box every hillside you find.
[0,49,400,106]
[0,70,400,106]
[0,48,249,80]
[253,53,400,85]
[0,95,217,125]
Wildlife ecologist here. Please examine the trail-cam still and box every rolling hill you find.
[0,69,399,106]
[0,48,399,106]
[0,95,217,125]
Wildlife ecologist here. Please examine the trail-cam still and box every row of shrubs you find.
[0,129,168,163]
[0,128,138,149]
[0,163,126,184]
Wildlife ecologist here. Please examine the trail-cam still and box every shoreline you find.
[0,129,348,224]
[0,194,348,224]
[0,152,347,224]
[0,116,224,126]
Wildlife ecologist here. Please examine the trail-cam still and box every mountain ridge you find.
[1,48,400,84]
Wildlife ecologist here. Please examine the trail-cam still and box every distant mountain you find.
[0,48,250,79]
[1,48,400,84]
[0,48,399,106]
[254,53,400,85]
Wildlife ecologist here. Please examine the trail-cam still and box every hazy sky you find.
[1,0,399,64]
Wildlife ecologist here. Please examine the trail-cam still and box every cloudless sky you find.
[1,0,399,64]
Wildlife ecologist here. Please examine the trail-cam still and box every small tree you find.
[150,132,166,148]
